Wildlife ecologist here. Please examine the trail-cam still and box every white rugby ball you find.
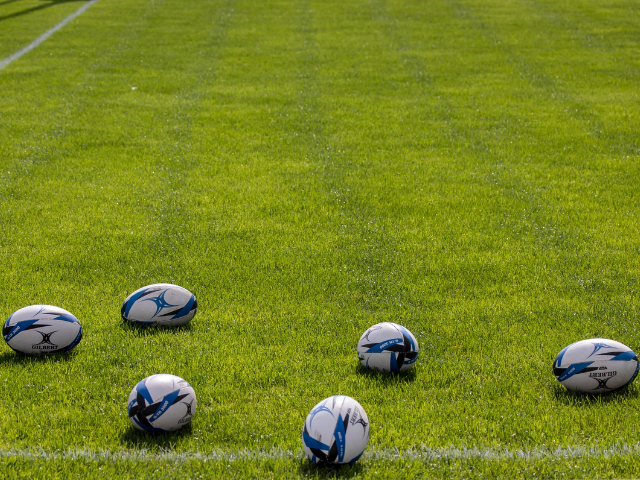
[553,338,639,394]
[3,305,83,355]
[302,395,369,465]
[127,374,197,433]
[357,322,419,373]
[121,283,197,326]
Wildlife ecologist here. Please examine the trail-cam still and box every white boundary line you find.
[0,0,101,72]
[1,445,640,462]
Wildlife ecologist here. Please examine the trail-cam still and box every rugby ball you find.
[3,305,82,355]
[302,395,369,465]
[553,338,639,394]
[121,283,197,326]
[357,322,419,373]
[127,374,197,433]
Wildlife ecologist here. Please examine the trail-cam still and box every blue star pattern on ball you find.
[141,290,179,319]
[308,399,334,429]
[588,342,616,358]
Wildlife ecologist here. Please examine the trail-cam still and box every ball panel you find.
[358,352,400,372]
[357,322,419,373]
[627,360,640,388]
[554,338,639,393]
[559,360,638,393]
[122,284,197,326]
[357,323,402,352]
[302,395,369,466]
[122,286,163,323]
[341,397,370,464]
[56,327,83,354]
[155,294,196,326]
[127,374,196,433]
[302,396,344,464]
[394,323,419,353]
[3,305,82,355]
[556,338,632,365]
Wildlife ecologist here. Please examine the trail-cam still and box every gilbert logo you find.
[349,407,369,431]
[178,399,195,424]
[32,331,58,351]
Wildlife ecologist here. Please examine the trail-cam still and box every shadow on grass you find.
[552,383,639,406]
[120,422,194,450]
[296,457,365,479]
[0,0,86,22]
[0,0,25,8]
[0,349,78,366]
[355,363,417,385]
[119,320,193,337]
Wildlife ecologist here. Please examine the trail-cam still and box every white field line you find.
[0,0,101,72]
[1,445,640,462]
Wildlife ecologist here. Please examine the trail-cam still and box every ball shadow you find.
[120,422,194,450]
[354,363,417,385]
[296,457,365,479]
[118,320,193,337]
[551,383,639,406]
[0,349,79,366]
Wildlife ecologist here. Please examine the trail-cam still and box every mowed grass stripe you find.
[299,0,640,448]
[1,0,240,301]
[442,0,640,322]
[455,0,640,159]
[0,0,244,450]
[174,0,371,446]
[0,0,228,310]
[1,0,352,452]
[0,0,91,60]
[378,0,638,317]
[0,0,100,72]
[301,0,563,448]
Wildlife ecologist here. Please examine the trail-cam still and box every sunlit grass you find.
[0,0,639,477]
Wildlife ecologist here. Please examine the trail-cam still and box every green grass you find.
[1,0,640,477]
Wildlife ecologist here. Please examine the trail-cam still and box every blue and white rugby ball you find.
[128,374,197,433]
[121,283,197,326]
[553,338,639,394]
[357,322,419,373]
[302,395,369,465]
[3,305,82,355]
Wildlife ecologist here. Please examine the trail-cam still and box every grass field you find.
[1,0,640,478]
